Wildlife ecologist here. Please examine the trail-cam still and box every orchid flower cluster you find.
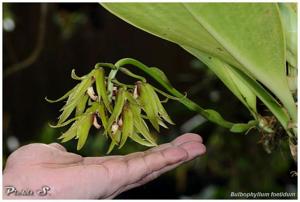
[46,62,176,153]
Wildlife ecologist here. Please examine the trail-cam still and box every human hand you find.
[3,133,206,199]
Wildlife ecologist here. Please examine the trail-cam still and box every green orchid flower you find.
[47,61,175,152]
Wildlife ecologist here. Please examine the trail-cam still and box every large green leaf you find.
[101,3,296,123]
[102,3,241,68]
[278,3,297,70]
[183,45,257,116]
[279,3,297,57]
[185,47,291,131]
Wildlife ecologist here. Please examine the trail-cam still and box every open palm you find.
[3,133,205,199]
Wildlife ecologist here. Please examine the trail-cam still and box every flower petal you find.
[119,104,134,148]
[76,113,93,150]
[138,82,160,131]
[75,94,89,116]
[94,67,112,112]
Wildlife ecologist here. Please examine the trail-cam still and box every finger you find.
[109,145,189,194]
[82,141,172,166]
[149,133,202,152]
[83,133,203,166]
[141,141,206,184]
[111,141,206,197]
[83,134,204,198]
[132,141,206,187]
[172,133,203,145]
[144,141,206,180]
[48,142,67,152]
[101,133,204,184]
[123,133,203,161]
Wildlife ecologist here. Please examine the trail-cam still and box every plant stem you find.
[111,79,135,88]
[95,63,117,70]
[119,67,147,82]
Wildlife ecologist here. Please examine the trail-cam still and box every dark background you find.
[3,3,297,199]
